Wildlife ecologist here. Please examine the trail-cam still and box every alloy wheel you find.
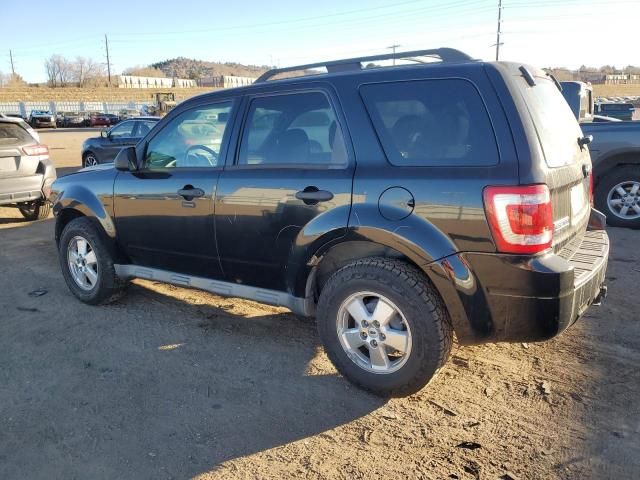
[67,236,99,291]
[607,181,640,220]
[336,292,412,374]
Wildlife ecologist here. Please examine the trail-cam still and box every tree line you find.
[44,55,107,88]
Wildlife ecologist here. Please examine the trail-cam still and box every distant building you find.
[198,75,256,88]
[604,73,640,85]
[118,75,196,88]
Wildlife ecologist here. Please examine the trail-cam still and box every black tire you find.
[316,257,453,397]
[18,200,50,221]
[595,166,640,229]
[58,217,128,304]
[83,152,98,168]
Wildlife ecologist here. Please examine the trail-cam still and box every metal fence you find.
[0,101,154,118]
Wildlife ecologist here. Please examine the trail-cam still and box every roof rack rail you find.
[255,48,475,83]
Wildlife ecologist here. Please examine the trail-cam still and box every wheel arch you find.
[594,149,640,186]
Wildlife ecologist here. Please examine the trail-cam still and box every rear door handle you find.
[178,185,205,200]
[295,187,334,205]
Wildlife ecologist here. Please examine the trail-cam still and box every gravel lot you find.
[0,129,638,479]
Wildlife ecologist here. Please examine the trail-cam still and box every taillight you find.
[22,144,49,156]
[588,172,594,206]
[483,184,553,254]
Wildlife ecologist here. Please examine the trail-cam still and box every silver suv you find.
[0,116,56,220]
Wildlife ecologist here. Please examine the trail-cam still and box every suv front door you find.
[214,89,354,292]
[113,100,235,278]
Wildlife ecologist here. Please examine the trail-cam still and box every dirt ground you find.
[0,130,639,480]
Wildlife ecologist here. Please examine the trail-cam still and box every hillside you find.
[150,57,268,80]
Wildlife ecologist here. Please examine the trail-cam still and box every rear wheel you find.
[83,152,98,168]
[18,200,50,221]
[595,166,640,229]
[59,217,128,304]
[316,257,453,397]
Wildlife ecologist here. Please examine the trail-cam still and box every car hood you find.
[79,162,114,172]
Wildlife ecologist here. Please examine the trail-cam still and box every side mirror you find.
[114,146,138,171]
[101,129,109,139]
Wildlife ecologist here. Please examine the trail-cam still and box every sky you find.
[2,0,639,83]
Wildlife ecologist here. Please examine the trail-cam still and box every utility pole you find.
[104,34,112,85]
[495,0,503,61]
[9,49,15,76]
[388,44,401,65]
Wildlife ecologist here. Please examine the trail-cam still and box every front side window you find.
[360,79,499,167]
[135,120,158,138]
[144,102,232,169]
[238,92,348,167]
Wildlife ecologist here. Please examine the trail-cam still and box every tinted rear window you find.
[601,103,633,111]
[518,78,582,168]
[360,79,499,167]
[0,123,33,145]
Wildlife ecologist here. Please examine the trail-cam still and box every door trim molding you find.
[114,264,312,317]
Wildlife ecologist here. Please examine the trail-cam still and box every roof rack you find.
[255,48,475,83]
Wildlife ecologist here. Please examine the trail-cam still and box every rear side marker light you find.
[483,184,553,254]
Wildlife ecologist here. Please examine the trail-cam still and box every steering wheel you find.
[183,144,218,167]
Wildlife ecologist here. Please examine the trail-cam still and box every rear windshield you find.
[518,78,582,168]
[0,123,33,145]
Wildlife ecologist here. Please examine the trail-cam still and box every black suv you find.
[50,49,609,396]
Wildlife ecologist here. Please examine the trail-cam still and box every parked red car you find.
[89,113,111,127]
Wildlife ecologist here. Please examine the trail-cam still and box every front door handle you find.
[295,187,334,205]
[178,185,205,200]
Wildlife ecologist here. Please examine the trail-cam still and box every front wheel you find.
[83,152,98,168]
[595,166,640,229]
[59,217,128,304]
[316,257,453,397]
[18,200,50,220]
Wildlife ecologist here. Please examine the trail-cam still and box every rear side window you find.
[238,92,348,167]
[360,79,499,167]
[0,123,33,145]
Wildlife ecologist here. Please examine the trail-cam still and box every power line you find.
[494,0,503,61]
[387,44,402,66]
[9,50,15,75]
[104,34,112,85]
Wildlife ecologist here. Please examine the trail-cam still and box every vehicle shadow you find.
[0,217,386,479]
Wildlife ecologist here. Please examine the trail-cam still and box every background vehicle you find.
[562,81,640,228]
[28,110,56,129]
[119,109,140,121]
[104,113,120,126]
[0,116,56,220]
[89,113,111,127]
[61,112,86,128]
[52,49,608,396]
[81,116,159,167]
[596,102,635,120]
[144,92,176,116]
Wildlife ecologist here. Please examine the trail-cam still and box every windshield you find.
[519,78,582,168]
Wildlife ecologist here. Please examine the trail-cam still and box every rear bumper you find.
[428,225,609,345]
[0,175,44,205]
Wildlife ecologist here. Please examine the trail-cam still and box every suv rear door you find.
[214,86,354,292]
[504,66,591,252]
